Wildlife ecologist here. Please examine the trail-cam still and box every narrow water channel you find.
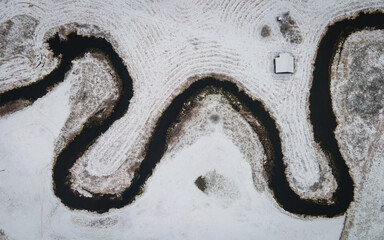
[1,11,383,215]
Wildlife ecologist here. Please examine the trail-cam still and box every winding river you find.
[1,12,383,216]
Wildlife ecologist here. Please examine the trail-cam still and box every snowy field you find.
[331,29,384,239]
[0,0,383,239]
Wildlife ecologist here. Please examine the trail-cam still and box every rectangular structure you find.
[274,53,294,74]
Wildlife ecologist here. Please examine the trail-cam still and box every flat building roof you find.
[274,53,294,74]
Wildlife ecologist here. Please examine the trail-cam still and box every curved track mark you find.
[1,12,383,216]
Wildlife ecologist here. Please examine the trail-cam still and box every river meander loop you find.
[1,11,383,215]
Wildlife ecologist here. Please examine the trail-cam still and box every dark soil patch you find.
[261,25,271,37]
[195,176,207,192]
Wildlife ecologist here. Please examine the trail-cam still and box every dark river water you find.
[1,12,383,215]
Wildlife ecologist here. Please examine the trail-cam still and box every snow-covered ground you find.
[0,0,383,239]
[331,29,384,240]
[0,85,345,239]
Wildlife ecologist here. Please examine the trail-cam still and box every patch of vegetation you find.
[0,229,9,240]
[260,25,271,37]
[194,170,240,200]
[309,171,326,192]
[0,99,31,117]
[0,15,38,58]
[276,12,302,44]
[209,114,220,123]
[344,42,384,119]
[54,51,120,154]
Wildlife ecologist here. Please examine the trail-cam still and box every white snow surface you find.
[331,29,384,240]
[1,0,384,239]
[274,53,294,73]
[0,87,344,239]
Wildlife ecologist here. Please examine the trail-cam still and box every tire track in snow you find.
[1,10,383,217]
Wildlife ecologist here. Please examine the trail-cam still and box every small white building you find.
[274,53,294,74]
